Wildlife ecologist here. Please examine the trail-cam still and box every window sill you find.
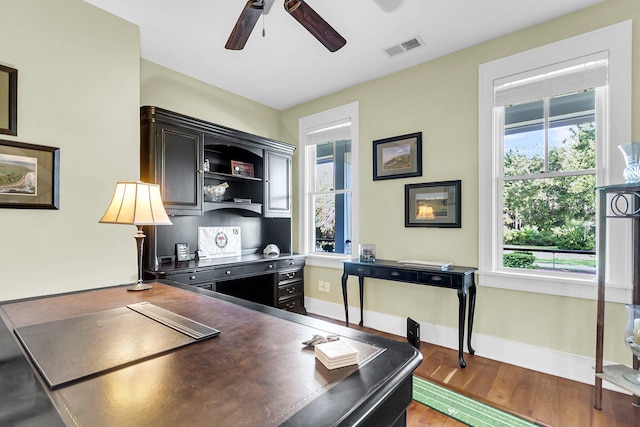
[478,269,631,303]
[304,253,350,270]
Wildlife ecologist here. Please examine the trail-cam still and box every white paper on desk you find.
[198,226,241,258]
[398,260,452,269]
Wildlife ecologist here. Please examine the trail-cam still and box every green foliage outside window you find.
[503,122,596,253]
[503,251,536,269]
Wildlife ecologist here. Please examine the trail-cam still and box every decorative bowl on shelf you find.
[204,183,228,202]
[624,304,640,385]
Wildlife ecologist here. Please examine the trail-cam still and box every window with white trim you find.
[299,102,359,267]
[496,57,606,276]
[478,21,632,301]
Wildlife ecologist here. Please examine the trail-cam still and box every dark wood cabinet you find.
[150,254,306,314]
[141,106,294,218]
[265,150,292,217]
[141,118,204,215]
[140,106,302,313]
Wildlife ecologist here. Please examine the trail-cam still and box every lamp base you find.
[127,282,153,292]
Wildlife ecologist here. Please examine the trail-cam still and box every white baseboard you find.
[305,297,628,394]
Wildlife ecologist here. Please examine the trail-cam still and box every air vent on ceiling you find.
[384,36,425,58]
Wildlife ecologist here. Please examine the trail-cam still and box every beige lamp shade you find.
[99,181,172,226]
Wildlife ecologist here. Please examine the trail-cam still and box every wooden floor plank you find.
[308,313,639,426]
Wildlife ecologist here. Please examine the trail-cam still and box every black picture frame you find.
[373,132,422,180]
[0,139,60,209]
[405,180,461,228]
[0,64,18,136]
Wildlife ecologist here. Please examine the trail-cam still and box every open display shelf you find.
[594,183,640,409]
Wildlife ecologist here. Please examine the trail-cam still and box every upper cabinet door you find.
[155,123,204,215]
[264,150,292,218]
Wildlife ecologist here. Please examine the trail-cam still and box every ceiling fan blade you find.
[225,1,264,50]
[284,1,346,52]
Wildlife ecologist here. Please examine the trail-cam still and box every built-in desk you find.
[341,259,476,367]
[0,281,421,426]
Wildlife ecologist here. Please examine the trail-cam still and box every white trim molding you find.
[305,297,628,394]
[478,20,632,302]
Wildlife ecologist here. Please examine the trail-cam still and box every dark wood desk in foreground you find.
[0,281,421,426]
[341,259,476,368]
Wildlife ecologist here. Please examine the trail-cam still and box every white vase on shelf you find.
[618,142,640,183]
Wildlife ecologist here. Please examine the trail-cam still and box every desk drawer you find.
[215,262,276,280]
[166,270,214,284]
[278,296,305,314]
[278,257,305,270]
[345,264,372,276]
[278,281,303,301]
[375,268,417,282]
[418,272,453,287]
[278,269,302,283]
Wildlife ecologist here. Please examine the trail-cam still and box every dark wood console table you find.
[341,259,476,367]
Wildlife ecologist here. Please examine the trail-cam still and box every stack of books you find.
[314,339,359,370]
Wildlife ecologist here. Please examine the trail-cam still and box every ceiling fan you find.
[225,0,346,52]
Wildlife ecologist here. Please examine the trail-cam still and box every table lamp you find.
[99,181,172,291]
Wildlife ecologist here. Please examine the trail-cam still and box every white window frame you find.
[298,102,359,269]
[478,21,632,302]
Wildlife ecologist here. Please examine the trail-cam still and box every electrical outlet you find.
[324,282,330,292]
[318,280,325,292]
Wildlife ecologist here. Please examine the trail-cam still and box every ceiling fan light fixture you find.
[226,0,346,52]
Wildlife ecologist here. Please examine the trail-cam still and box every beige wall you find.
[0,0,141,300]
[140,60,281,140]
[0,1,282,303]
[280,0,639,364]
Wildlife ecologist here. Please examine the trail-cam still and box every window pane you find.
[314,140,351,192]
[313,192,352,254]
[502,175,596,274]
[548,91,595,172]
[315,142,333,192]
[504,100,544,175]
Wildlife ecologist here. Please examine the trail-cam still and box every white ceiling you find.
[83,0,605,110]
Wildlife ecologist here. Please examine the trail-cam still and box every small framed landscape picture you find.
[0,139,59,209]
[231,160,254,178]
[373,132,422,180]
[405,180,461,228]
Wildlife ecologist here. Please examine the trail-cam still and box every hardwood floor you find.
[309,314,639,427]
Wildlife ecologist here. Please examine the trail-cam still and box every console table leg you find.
[467,284,476,355]
[358,276,365,326]
[341,272,349,327]
[457,287,467,368]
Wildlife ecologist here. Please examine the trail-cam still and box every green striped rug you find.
[412,376,538,427]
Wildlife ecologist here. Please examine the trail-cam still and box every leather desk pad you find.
[14,305,215,389]
[1,283,384,426]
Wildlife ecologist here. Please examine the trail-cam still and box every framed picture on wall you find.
[405,180,461,228]
[0,64,18,136]
[373,132,422,180]
[0,139,60,209]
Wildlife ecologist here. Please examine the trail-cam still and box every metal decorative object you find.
[609,190,640,217]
